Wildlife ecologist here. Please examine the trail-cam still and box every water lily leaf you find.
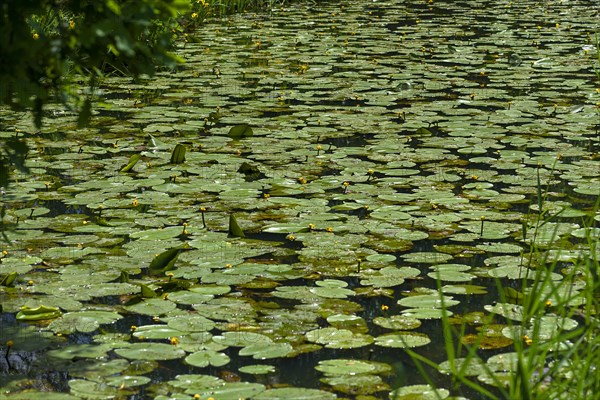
[48,310,123,334]
[401,308,454,319]
[114,343,186,360]
[326,314,368,332]
[165,314,216,332]
[16,305,62,321]
[170,143,187,164]
[373,315,421,330]
[442,284,488,295]
[196,382,266,399]
[185,349,230,367]
[239,341,294,359]
[375,332,431,348]
[124,298,177,316]
[360,266,420,288]
[402,252,454,264]
[0,271,18,286]
[228,214,245,238]
[213,331,272,347]
[67,359,129,380]
[438,357,487,376]
[322,373,389,395]
[120,154,141,172]
[132,324,186,340]
[105,375,151,388]
[68,379,118,399]
[310,286,355,299]
[484,302,525,322]
[149,245,185,274]
[316,358,392,375]
[389,384,449,399]
[398,294,459,309]
[47,343,113,360]
[239,364,276,374]
[254,387,336,400]
[140,283,158,298]
[305,327,373,349]
[228,124,254,138]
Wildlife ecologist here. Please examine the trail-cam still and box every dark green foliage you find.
[0,0,181,186]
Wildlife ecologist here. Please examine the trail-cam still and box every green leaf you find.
[120,154,141,172]
[228,124,253,138]
[149,246,185,274]
[228,214,245,238]
[16,305,62,321]
[0,272,18,286]
[140,283,158,298]
[170,143,187,164]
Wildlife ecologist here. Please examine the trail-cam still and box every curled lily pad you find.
[16,305,62,321]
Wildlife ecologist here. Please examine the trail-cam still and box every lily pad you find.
[114,343,186,361]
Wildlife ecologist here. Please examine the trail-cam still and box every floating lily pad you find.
[375,332,431,348]
[239,364,276,375]
[305,327,373,349]
[185,349,230,367]
[398,294,460,309]
[48,310,123,334]
[373,315,422,330]
[316,358,392,375]
[389,384,449,399]
[254,387,337,400]
[114,343,186,361]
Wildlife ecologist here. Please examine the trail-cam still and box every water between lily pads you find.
[1,0,599,398]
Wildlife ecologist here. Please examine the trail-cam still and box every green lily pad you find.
[239,341,294,359]
[373,315,422,330]
[305,327,373,349]
[389,384,450,399]
[105,375,152,388]
[316,358,392,375]
[375,332,431,348]
[239,364,276,374]
[185,349,230,367]
[124,298,177,316]
[114,343,186,361]
[254,387,337,400]
[16,305,62,321]
[48,310,123,334]
[398,294,460,308]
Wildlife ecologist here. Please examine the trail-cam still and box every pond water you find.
[1,0,599,399]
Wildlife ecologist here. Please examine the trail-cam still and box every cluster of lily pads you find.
[1,0,599,399]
